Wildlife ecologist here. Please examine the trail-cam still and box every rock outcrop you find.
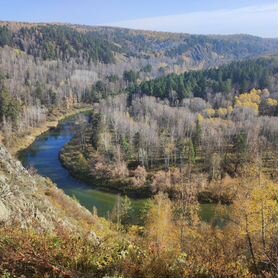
[0,144,95,232]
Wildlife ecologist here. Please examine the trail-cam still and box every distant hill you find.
[0,22,277,66]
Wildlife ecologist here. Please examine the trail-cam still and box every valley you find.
[0,16,278,278]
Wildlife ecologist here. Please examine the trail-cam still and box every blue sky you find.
[0,0,277,37]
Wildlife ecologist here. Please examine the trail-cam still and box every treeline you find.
[129,56,278,102]
[0,25,118,63]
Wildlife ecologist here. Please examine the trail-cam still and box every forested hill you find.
[0,22,277,65]
[0,22,277,148]
[91,27,278,62]
[0,24,118,63]
[129,56,278,102]
[79,26,278,60]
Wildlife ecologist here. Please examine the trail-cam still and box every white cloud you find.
[105,4,278,38]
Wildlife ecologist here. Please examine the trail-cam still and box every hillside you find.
[1,22,277,65]
[2,141,278,277]
[0,143,125,277]
[0,144,96,230]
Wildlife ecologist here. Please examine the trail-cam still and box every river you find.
[18,114,222,224]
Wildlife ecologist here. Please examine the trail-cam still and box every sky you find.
[0,0,277,38]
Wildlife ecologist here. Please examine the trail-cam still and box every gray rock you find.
[0,200,10,222]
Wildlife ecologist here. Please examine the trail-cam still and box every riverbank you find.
[60,139,152,199]
[3,105,93,156]
[59,134,234,203]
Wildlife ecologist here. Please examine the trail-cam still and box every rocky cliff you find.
[0,144,95,232]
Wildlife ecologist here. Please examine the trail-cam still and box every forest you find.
[0,25,118,63]
[61,56,278,190]
[129,56,278,102]
[46,55,278,277]
[1,20,278,278]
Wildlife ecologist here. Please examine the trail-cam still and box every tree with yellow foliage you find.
[234,89,262,114]
[266,98,278,107]
[204,108,216,118]
[217,107,228,118]
[227,166,278,276]
[145,193,179,256]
